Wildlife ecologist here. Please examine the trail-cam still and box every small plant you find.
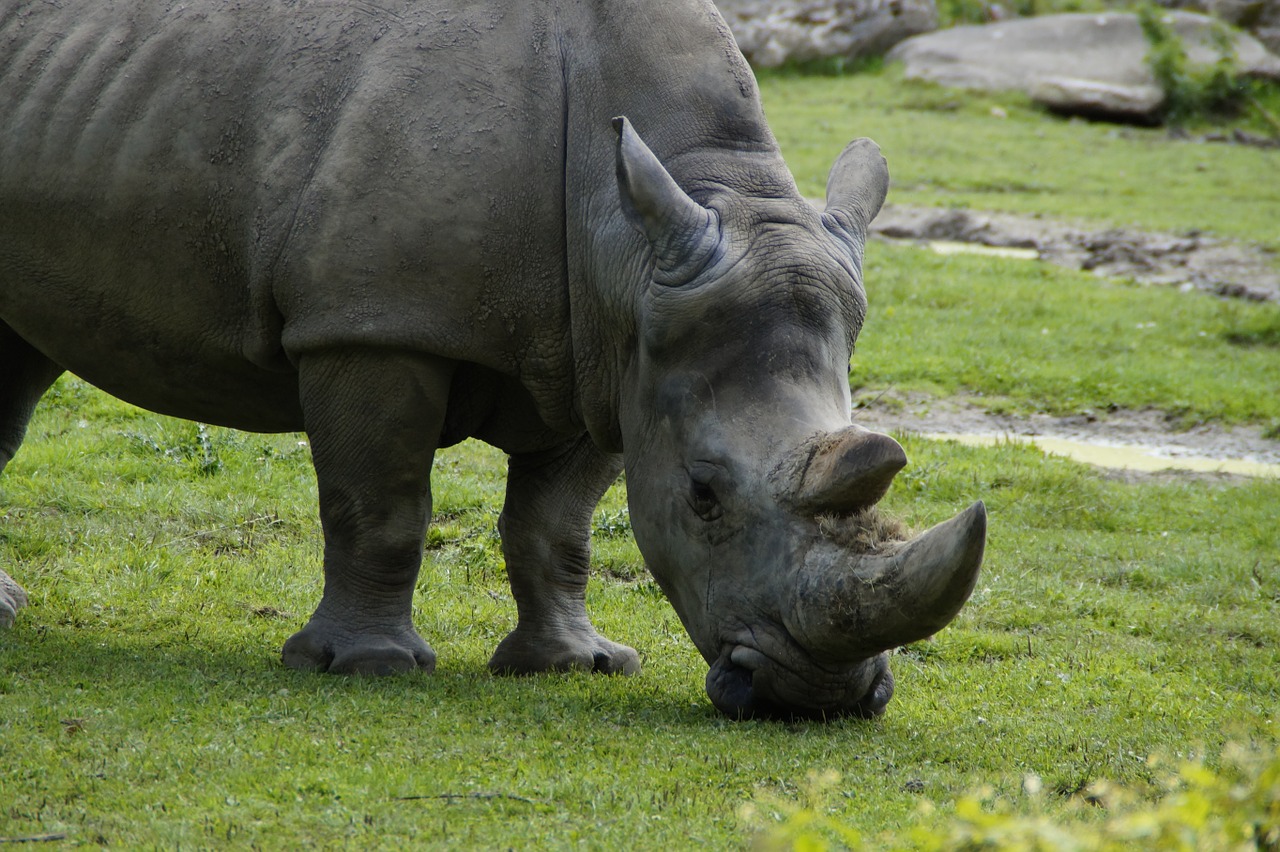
[122,422,223,475]
[193,423,222,476]
[741,770,865,851]
[1138,4,1253,127]
[593,508,632,537]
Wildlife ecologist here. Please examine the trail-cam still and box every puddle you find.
[925,240,1040,260]
[925,431,1280,478]
[853,391,1280,481]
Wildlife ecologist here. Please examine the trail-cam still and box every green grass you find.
[758,67,1280,250]
[2,389,1277,846]
[853,242,1280,425]
[4,70,1280,847]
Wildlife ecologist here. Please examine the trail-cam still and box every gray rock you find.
[1163,0,1280,54]
[1028,77,1165,119]
[887,12,1280,120]
[717,0,937,68]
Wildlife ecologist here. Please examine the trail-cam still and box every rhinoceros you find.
[0,0,985,719]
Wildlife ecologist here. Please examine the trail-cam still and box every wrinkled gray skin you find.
[0,0,985,718]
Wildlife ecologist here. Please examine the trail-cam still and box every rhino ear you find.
[612,116,721,285]
[822,138,889,249]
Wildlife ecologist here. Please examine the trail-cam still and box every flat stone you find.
[1028,76,1165,119]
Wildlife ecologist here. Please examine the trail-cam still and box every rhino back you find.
[0,1,569,431]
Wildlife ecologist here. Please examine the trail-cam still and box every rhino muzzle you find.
[706,645,896,721]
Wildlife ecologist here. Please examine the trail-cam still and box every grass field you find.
[758,66,1280,251]
[3,66,1279,848]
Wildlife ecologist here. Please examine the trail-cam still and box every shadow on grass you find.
[0,621,729,730]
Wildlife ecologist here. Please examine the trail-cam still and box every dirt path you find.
[853,206,1280,477]
[871,204,1280,302]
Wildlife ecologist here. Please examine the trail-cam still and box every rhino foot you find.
[488,625,641,676]
[281,616,436,676]
[0,568,28,629]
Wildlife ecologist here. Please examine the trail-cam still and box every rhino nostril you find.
[850,664,894,718]
[706,654,756,719]
[729,645,769,671]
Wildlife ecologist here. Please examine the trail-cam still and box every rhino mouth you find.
[705,643,894,721]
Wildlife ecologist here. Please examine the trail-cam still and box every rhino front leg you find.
[1,324,64,628]
[489,435,640,675]
[281,349,453,675]
[0,570,28,629]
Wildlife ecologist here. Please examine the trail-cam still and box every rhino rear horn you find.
[822,138,889,249]
[775,425,907,515]
[612,116,722,285]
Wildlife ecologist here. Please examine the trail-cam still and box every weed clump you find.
[744,741,1280,850]
[1138,4,1279,130]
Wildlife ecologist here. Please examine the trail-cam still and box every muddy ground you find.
[854,206,1280,475]
[872,204,1280,303]
[851,389,1280,475]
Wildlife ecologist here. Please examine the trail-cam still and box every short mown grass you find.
[3,390,1277,847]
[854,242,1280,426]
[759,65,1280,250]
[3,67,1279,848]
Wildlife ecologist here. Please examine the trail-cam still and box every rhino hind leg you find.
[0,324,64,628]
[489,435,640,676]
[281,349,454,675]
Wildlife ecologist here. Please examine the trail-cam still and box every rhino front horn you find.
[612,116,722,285]
[785,501,987,660]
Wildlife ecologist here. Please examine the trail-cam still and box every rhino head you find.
[611,118,986,719]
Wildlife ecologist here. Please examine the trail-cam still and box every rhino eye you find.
[687,467,724,522]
